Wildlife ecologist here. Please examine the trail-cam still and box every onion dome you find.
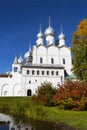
[24,50,30,59]
[37,32,43,38]
[58,33,65,39]
[44,17,55,37]
[13,54,18,64]
[44,26,55,36]
[36,24,43,38]
[24,44,31,59]
[18,56,23,64]
[58,25,66,39]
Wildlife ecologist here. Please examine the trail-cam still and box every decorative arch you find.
[13,83,21,96]
[1,84,9,96]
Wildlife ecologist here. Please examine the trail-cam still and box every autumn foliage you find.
[35,80,87,110]
[35,82,56,106]
[71,19,87,81]
[53,80,87,110]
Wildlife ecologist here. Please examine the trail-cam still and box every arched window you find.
[32,70,34,75]
[27,70,29,74]
[40,57,43,64]
[37,70,39,75]
[56,71,59,75]
[42,71,44,75]
[27,89,32,96]
[51,71,54,75]
[14,67,18,72]
[63,58,65,64]
[47,71,49,75]
[51,58,54,64]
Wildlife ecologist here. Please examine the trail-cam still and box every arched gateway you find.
[27,89,32,96]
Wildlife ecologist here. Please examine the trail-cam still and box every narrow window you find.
[37,70,39,75]
[27,70,29,74]
[29,81,31,84]
[40,57,43,64]
[63,58,65,64]
[32,70,34,75]
[51,71,54,75]
[56,71,59,75]
[47,71,49,75]
[14,67,18,72]
[51,58,54,64]
[42,71,44,75]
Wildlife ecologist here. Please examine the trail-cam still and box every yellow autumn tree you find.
[71,19,87,81]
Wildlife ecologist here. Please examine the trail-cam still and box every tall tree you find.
[71,19,87,81]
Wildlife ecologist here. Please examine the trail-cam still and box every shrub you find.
[35,82,57,106]
[53,80,87,110]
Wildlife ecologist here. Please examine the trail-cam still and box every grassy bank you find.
[0,97,87,130]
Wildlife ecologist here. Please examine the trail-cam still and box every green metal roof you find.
[65,75,77,79]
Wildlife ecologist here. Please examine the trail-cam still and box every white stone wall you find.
[59,46,72,75]
[0,73,21,96]
[21,66,64,96]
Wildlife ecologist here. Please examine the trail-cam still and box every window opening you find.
[47,71,49,75]
[51,58,54,64]
[27,70,29,74]
[32,70,34,75]
[40,57,43,64]
[63,58,65,64]
[27,89,32,96]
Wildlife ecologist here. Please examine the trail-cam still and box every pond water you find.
[0,113,75,130]
[0,125,9,130]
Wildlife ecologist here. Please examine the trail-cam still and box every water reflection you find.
[0,113,75,130]
[10,119,59,130]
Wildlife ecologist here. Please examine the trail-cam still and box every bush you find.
[35,82,57,106]
[53,80,87,110]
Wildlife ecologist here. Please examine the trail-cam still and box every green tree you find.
[71,19,87,81]
[36,82,56,106]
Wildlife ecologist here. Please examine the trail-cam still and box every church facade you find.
[0,20,72,96]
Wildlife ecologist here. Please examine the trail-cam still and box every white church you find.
[0,19,73,96]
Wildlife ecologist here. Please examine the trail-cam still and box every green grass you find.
[44,107,87,130]
[0,97,87,130]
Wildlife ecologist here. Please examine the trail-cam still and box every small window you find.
[14,67,18,72]
[51,58,54,64]
[56,71,59,75]
[42,71,44,75]
[61,76,63,82]
[32,70,34,75]
[51,71,54,75]
[40,57,43,64]
[27,70,29,74]
[63,58,65,64]
[37,70,39,75]
[47,71,49,75]
[29,81,31,84]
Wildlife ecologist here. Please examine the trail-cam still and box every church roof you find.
[65,75,77,79]
[22,64,64,69]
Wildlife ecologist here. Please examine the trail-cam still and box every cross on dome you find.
[58,25,65,39]
[37,24,43,38]
[49,16,51,27]
[44,16,55,36]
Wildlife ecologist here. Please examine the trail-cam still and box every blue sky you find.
[0,0,87,73]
